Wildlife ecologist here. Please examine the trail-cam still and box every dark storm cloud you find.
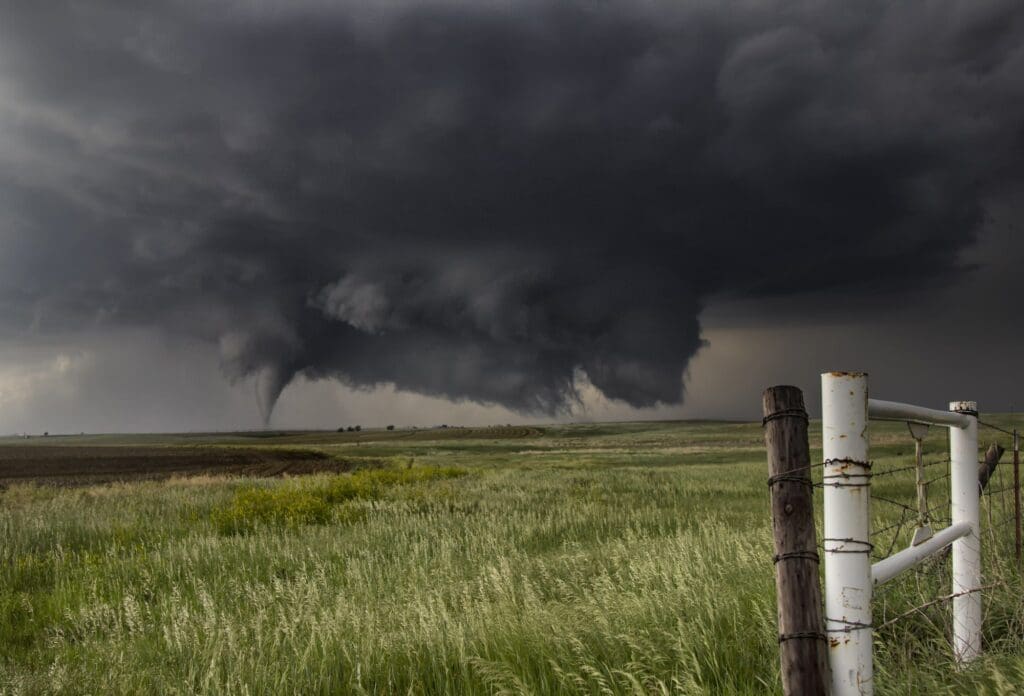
[1,0,1022,420]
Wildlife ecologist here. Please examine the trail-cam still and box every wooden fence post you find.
[1015,430,1021,568]
[763,385,829,696]
[978,443,1005,490]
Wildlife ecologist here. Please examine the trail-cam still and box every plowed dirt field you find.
[0,445,355,486]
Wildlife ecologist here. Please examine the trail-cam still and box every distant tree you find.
[355,425,361,432]
[386,424,395,431]
[347,426,355,432]
[43,432,49,437]
[337,427,345,433]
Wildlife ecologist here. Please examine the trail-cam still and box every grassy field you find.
[2,419,1024,694]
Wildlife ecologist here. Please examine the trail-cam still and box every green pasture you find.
[1,418,1023,694]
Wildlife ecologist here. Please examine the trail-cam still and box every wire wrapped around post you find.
[822,372,873,696]
[763,385,830,696]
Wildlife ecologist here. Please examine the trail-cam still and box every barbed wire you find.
[873,458,950,479]
[871,511,910,539]
[978,419,1017,437]
[875,584,1002,632]
[924,471,950,487]
[812,426,1021,643]
[766,412,1024,657]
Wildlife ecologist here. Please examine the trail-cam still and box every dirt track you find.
[0,446,364,487]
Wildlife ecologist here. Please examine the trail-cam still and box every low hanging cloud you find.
[0,0,1022,422]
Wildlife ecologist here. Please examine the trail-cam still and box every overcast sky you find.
[1,1,1023,434]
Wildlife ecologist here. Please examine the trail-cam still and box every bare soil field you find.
[0,425,547,487]
[0,445,361,487]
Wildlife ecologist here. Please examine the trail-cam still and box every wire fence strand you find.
[814,417,1021,640]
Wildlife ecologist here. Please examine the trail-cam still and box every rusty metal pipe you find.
[822,372,873,695]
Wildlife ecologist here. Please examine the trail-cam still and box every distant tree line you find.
[334,424,398,432]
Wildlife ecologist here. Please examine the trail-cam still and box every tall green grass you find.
[209,466,468,533]
[1,420,1024,694]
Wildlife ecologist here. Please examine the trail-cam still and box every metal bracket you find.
[907,422,930,441]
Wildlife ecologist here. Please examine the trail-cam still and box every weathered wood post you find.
[763,385,829,696]
[1015,429,1021,568]
[978,443,1004,490]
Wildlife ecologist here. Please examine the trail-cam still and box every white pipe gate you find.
[821,372,980,695]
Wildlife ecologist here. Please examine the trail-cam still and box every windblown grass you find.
[1,419,1023,694]
[209,466,468,533]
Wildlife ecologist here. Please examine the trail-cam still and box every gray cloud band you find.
[0,1,1021,421]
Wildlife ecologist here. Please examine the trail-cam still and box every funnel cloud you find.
[1,1,1023,424]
